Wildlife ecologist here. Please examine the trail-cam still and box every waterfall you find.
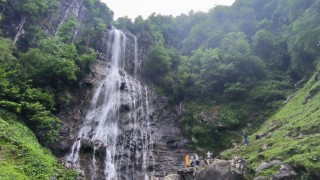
[143,87,154,178]
[13,16,26,44]
[134,36,139,76]
[67,29,154,179]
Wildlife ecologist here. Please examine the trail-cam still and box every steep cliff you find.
[53,29,189,179]
[45,0,85,36]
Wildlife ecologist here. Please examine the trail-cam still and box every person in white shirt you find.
[195,153,200,166]
[206,151,212,159]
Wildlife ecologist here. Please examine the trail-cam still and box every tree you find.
[57,16,79,43]
[144,44,172,82]
[288,2,320,77]
[20,37,79,88]
[220,32,251,55]
[252,29,276,59]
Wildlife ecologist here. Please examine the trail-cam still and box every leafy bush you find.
[0,100,22,113]
[0,112,77,179]
[144,44,172,82]
[249,80,291,102]
[223,82,248,100]
[20,37,79,88]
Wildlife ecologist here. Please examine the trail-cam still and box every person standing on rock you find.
[195,153,200,166]
[243,129,250,146]
[185,154,190,167]
[206,151,212,159]
[190,155,195,167]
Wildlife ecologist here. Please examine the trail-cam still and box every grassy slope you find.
[0,110,76,179]
[222,71,320,177]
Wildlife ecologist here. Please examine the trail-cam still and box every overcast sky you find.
[102,0,236,20]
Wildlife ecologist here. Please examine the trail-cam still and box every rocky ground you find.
[162,156,297,180]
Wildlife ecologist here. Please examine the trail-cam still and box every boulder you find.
[163,174,183,180]
[178,168,195,180]
[259,144,269,152]
[271,163,296,180]
[255,160,281,173]
[195,159,244,180]
[231,156,250,174]
[253,176,268,180]
[80,139,94,153]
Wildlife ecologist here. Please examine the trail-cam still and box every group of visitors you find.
[184,153,200,167]
[185,151,214,168]
[184,129,250,168]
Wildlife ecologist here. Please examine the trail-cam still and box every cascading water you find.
[67,29,154,179]
[133,36,139,76]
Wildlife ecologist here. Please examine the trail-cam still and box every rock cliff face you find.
[55,29,189,179]
[45,0,85,36]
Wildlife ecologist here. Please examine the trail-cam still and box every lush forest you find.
[1,0,320,179]
[115,0,320,151]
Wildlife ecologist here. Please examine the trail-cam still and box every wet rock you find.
[178,168,195,179]
[256,160,281,173]
[76,169,85,177]
[45,0,85,36]
[166,136,182,149]
[231,156,250,174]
[200,109,221,126]
[120,104,130,113]
[64,161,72,169]
[254,176,268,180]
[195,159,244,180]
[163,174,183,180]
[93,140,106,156]
[120,82,126,91]
[150,176,160,180]
[55,139,74,155]
[80,139,94,153]
[60,122,71,136]
[271,163,296,180]
[176,139,189,148]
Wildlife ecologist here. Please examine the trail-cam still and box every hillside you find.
[222,66,320,178]
[0,110,76,179]
[117,0,320,154]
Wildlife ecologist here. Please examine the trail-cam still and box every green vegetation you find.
[0,0,112,144]
[222,67,320,177]
[0,0,113,178]
[0,110,77,179]
[116,1,320,177]
[117,0,318,151]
